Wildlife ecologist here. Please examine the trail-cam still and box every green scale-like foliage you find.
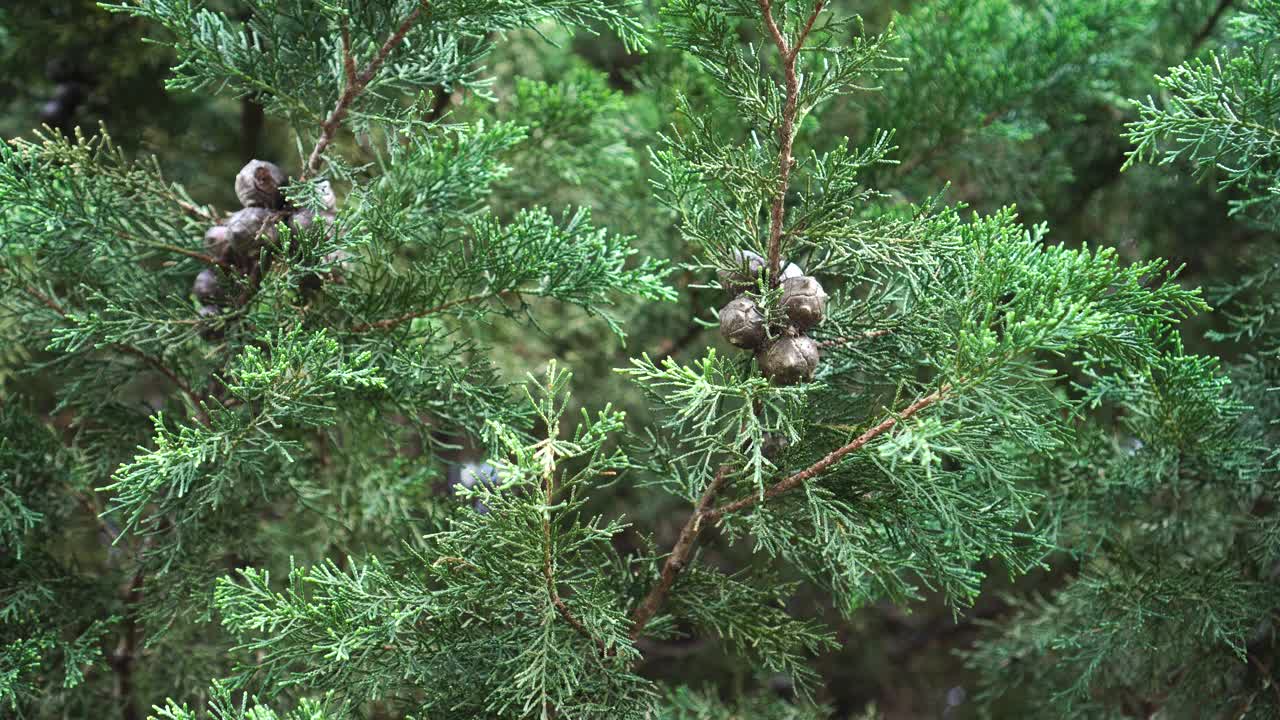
[965,2,1280,717]
[1,1,1276,719]
[0,1,669,716]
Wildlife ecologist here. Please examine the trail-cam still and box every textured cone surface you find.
[290,209,337,236]
[780,276,827,329]
[719,296,767,349]
[235,160,286,209]
[226,208,273,254]
[204,226,232,259]
[192,268,221,302]
[759,335,820,385]
[718,249,806,291]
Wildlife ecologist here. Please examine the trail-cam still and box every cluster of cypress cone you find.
[717,249,828,385]
[193,160,345,338]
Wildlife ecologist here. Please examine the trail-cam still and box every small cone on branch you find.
[192,268,221,302]
[780,262,804,281]
[780,276,827,330]
[289,209,337,236]
[226,207,274,254]
[761,433,790,461]
[719,296,767,349]
[197,304,223,341]
[759,334,820,385]
[235,160,286,209]
[718,249,767,293]
[718,248,806,291]
[204,226,232,259]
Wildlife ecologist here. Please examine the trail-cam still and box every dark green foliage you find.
[1,0,1277,718]
[965,2,1280,717]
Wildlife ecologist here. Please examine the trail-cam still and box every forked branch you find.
[303,2,429,178]
[628,386,949,642]
[630,0,899,649]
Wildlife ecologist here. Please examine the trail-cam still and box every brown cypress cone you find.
[759,334,820,385]
[197,305,223,341]
[235,160,286,209]
[780,276,827,330]
[719,296,768,349]
[718,249,766,293]
[226,207,274,254]
[719,249,805,291]
[192,268,221,302]
[204,226,232,259]
[289,209,337,236]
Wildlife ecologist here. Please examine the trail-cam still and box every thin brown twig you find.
[894,57,1083,181]
[1190,0,1236,53]
[14,280,66,318]
[304,2,429,178]
[709,386,948,519]
[109,540,150,720]
[175,199,217,223]
[115,345,210,427]
[650,321,706,362]
[757,0,791,56]
[758,0,803,284]
[547,569,607,656]
[629,467,731,641]
[340,16,358,88]
[1050,0,1239,224]
[628,387,949,642]
[106,227,229,269]
[76,492,120,545]
[792,0,826,58]
[150,242,230,269]
[240,98,265,164]
[894,105,1009,179]
[1248,651,1280,710]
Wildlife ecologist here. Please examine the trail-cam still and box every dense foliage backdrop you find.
[1,1,1277,718]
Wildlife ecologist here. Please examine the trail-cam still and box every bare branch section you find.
[629,467,731,640]
[303,2,429,178]
[110,566,145,720]
[759,0,825,283]
[707,386,948,519]
[627,387,949,643]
